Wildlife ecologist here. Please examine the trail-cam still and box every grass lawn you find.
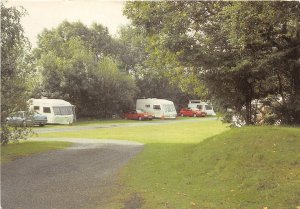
[31,119,137,130]
[38,118,223,144]
[1,141,72,164]
[32,117,211,130]
[36,119,300,208]
[115,126,300,209]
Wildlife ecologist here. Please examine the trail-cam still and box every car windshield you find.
[136,109,143,114]
[196,105,204,110]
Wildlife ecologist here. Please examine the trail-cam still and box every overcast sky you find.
[7,0,130,47]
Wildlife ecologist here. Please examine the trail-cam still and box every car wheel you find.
[22,121,26,127]
[39,124,45,127]
[181,113,184,117]
[138,117,142,121]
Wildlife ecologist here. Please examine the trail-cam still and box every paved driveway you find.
[1,140,143,209]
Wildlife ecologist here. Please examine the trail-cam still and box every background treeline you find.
[124,1,300,125]
[33,21,192,117]
[2,1,300,125]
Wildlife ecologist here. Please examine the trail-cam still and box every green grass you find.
[114,126,300,209]
[1,141,72,164]
[32,117,214,130]
[34,119,300,208]
[38,119,225,144]
[31,119,141,130]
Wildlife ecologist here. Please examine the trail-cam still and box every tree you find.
[1,3,34,144]
[221,2,300,124]
[34,21,137,118]
[117,25,195,108]
[124,1,300,124]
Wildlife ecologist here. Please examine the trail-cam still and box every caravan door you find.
[153,104,162,118]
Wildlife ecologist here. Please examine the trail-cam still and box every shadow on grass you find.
[119,127,300,209]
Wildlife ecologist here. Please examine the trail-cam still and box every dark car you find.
[179,107,206,117]
[123,110,153,121]
[6,111,47,127]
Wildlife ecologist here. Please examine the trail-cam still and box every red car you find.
[179,107,206,117]
[124,110,153,120]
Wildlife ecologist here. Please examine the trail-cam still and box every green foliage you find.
[1,3,34,145]
[34,21,137,117]
[117,25,195,107]
[1,124,33,145]
[124,1,300,125]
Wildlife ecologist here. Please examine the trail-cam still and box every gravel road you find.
[2,118,217,209]
[1,139,144,209]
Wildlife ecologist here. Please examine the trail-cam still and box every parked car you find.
[179,107,206,117]
[6,111,47,127]
[123,110,153,121]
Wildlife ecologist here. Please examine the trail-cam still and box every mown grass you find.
[1,141,72,164]
[32,117,203,130]
[114,126,300,209]
[38,119,225,144]
[35,119,299,208]
[31,119,140,130]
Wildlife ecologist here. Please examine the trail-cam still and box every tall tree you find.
[117,25,195,108]
[1,3,34,144]
[34,21,137,117]
[221,2,300,124]
[124,1,300,124]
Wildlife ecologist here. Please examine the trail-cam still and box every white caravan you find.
[28,98,75,124]
[188,100,216,116]
[136,98,177,119]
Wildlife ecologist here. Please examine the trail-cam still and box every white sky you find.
[6,0,130,47]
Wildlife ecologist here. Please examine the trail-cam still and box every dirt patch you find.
[122,193,145,209]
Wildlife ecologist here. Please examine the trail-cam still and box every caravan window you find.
[53,107,61,115]
[145,104,150,108]
[53,106,73,115]
[163,104,176,113]
[153,105,161,110]
[43,107,51,113]
[34,106,40,111]
[205,105,212,110]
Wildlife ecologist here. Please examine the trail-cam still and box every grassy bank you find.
[1,141,72,164]
[115,126,300,209]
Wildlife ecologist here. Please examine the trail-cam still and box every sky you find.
[6,0,130,47]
